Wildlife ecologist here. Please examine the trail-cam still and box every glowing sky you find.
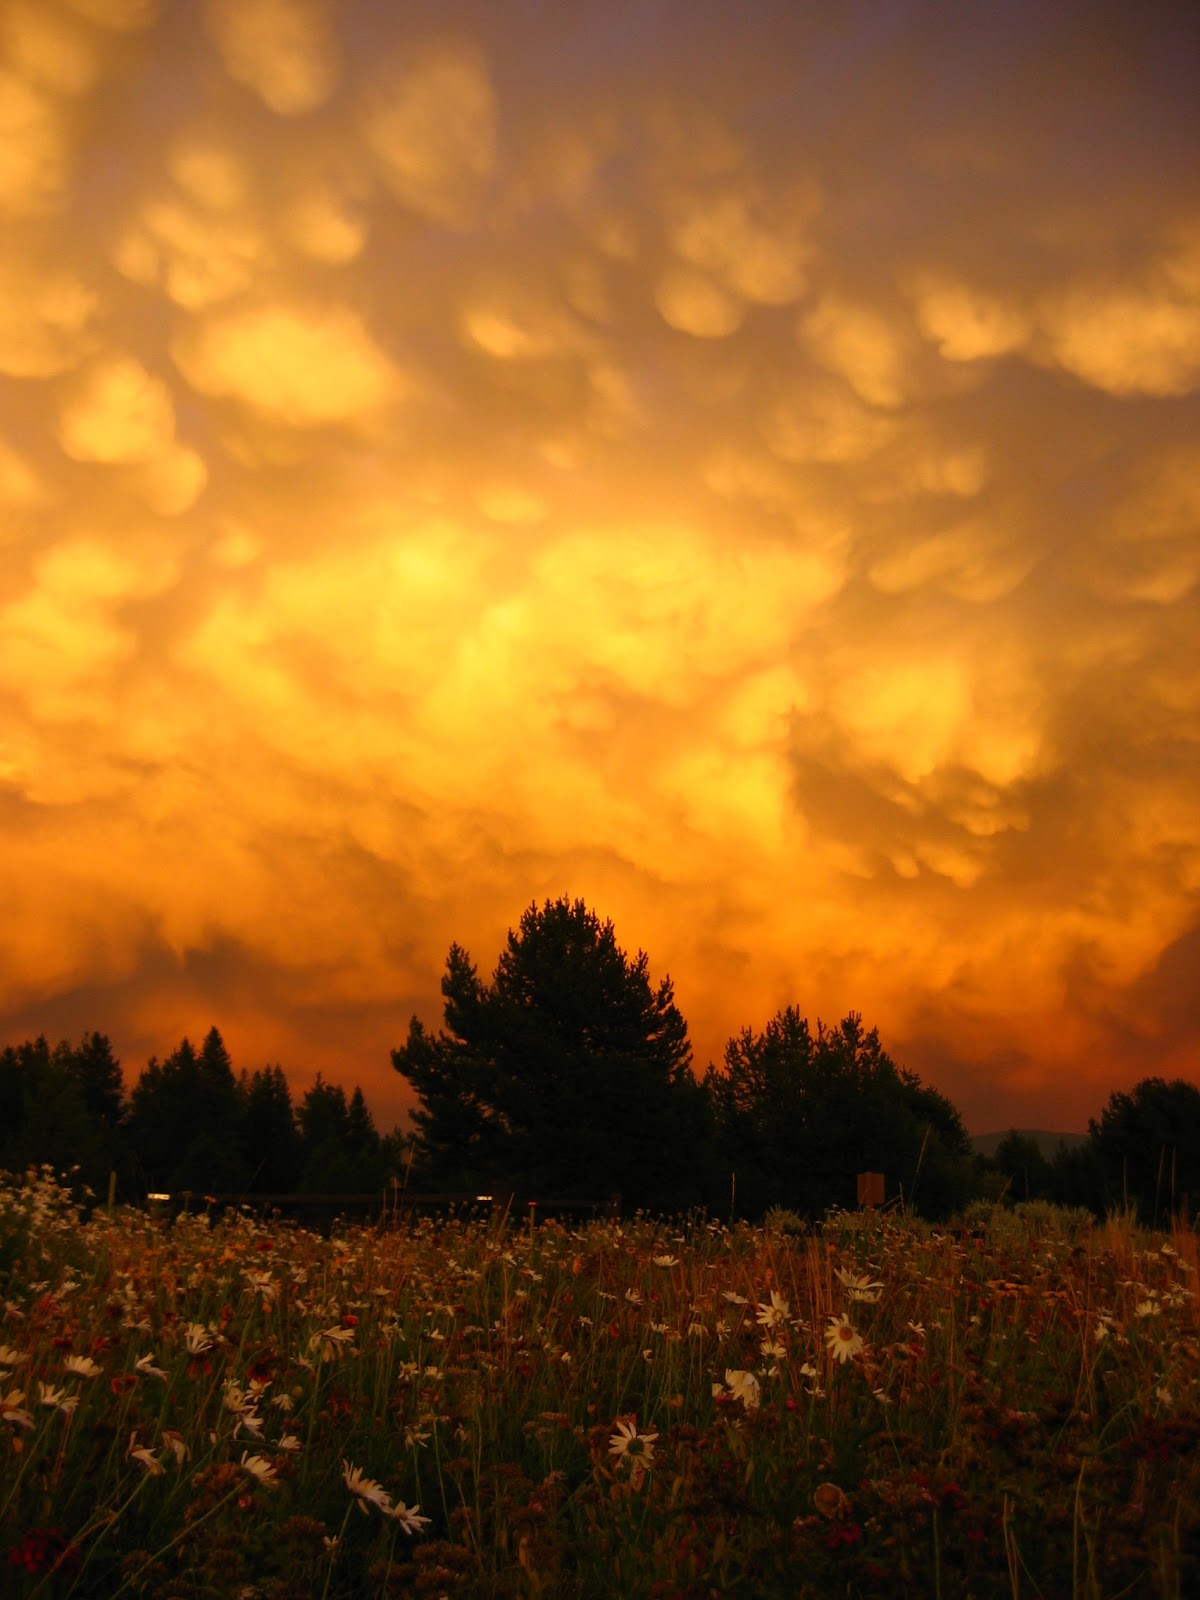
[1,0,1198,1135]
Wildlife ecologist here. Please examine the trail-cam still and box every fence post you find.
[857,1172,884,1208]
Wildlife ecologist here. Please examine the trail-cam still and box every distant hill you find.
[972,1129,1089,1160]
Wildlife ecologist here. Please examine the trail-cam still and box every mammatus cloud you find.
[2,1,101,96]
[58,356,176,463]
[0,64,69,212]
[1039,282,1200,398]
[205,0,338,117]
[0,261,96,377]
[655,268,744,339]
[909,276,1032,363]
[63,0,158,30]
[0,1,1197,1136]
[361,40,496,224]
[172,303,397,425]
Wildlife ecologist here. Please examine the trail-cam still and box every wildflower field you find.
[1,1170,1198,1598]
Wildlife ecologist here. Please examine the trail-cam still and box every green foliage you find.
[393,896,712,1209]
[960,1197,1097,1245]
[762,1205,808,1236]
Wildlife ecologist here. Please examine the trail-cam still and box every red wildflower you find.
[825,1521,863,1552]
[8,1528,80,1577]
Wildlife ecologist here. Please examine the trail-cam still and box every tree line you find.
[984,1081,1200,1226]
[3,897,1197,1224]
[389,897,1199,1224]
[0,1026,402,1202]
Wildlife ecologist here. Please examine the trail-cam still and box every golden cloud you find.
[766,382,896,464]
[0,262,96,377]
[282,183,368,263]
[0,66,67,214]
[171,303,396,425]
[1040,284,1200,397]
[362,40,496,223]
[654,267,743,338]
[167,139,248,212]
[138,443,208,516]
[205,0,338,115]
[125,194,265,309]
[831,658,973,784]
[34,532,180,603]
[0,3,1197,1137]
[667,187,813,305]
[62,0,158,29]
[460,286,582,361]
[0,534,179,723]
[911,275,1031,362]
[58,356,176,464]
[523,525,844,707]
[0,437,45,509]
[475,484,547,524]
[804,296,908,408]
[1,1,100,96]
[866,514,1036,606]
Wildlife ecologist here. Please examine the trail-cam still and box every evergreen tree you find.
[71,1032,124,1131]
[297,1076,357,1191]
[292,1077,386,1192]
[193,1027,247,1190]
[127,1038,200,1193]
[0,1043,23,1161]
[345,1086,384,1188]
[127,1031,249,1195]
[392,897,709,1209]
[706,1008,972,1220]
[1087,1077,1200,1224]
[0,1036,107,1190]
[992,1130,1053,1202]
[1049,1138,1108,1215]
[240,1065,300,1193]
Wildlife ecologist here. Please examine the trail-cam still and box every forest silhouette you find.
[3,897,1196,1225]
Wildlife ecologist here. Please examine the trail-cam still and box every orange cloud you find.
[1039,284,1200,397]
[0,1,1196,1140]
[361,40,496,224]
[655,268,743,338]
[58,356,176,464]
[171,303,396,424]
[911,275,1031,362]
[0,261,95,377]
[0,66,67,213]
[205,0,338,116]
[1,1,100,96]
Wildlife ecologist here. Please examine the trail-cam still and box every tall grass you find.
[0,1167,1196,1596]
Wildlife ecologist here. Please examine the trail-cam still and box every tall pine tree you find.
[392,897,709,1209]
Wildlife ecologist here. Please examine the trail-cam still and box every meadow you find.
[1,1169,1197,1598]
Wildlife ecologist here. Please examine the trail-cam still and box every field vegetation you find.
[2,1169,1198,1597]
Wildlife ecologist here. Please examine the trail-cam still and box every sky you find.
[1,0,1198,1137]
